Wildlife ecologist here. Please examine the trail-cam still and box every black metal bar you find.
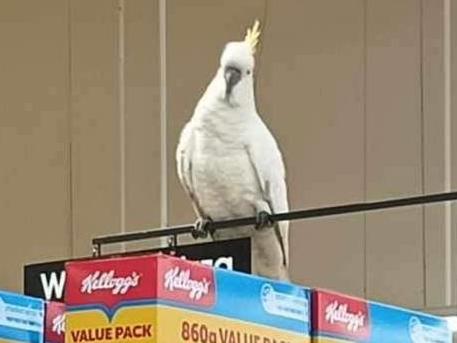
[93,224,193,245]
[92,191,457,250]
[173,233,178,248]
[274,191,457,222]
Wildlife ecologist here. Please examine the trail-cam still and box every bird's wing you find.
[246,121,290,265]
[176,121,205,218]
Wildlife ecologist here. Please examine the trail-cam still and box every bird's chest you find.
[194,151,254,188]
[191,139,260,218]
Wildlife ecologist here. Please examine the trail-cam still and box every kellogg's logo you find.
[325,301,366,332]
[159,260,215,307]
[164,267,210,300]
[65,257,156,309]
[52,313,65,335]
[81,270,141,295]
[314,290,371,340]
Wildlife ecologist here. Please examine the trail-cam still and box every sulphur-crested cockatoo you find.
[176,21,290,281]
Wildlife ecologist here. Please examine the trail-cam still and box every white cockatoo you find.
[176,21,290,281]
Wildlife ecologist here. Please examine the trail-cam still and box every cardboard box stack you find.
[64,254,312,343]
[2,252,452,343]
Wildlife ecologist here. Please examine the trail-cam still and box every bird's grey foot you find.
[191,217,214,239]
[255,211,274,230]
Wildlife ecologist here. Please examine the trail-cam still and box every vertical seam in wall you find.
[118,0,126,240]
[159,0,168,229]
[67,0,74,257]
[444,0,452,307]
[419,0,427,308]
[363,0,368,298]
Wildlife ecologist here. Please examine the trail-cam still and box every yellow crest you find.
[244,20,261,54]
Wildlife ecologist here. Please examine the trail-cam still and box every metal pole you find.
[92,191,457,254]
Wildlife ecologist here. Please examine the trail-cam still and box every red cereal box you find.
[45,301,65,343]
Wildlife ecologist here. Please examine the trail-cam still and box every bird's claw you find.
[255,211,274,230]
[191,217,214,239]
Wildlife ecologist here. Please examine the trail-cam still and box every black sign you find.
[24,238,251,301]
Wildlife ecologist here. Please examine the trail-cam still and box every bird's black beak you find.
[224,66,241,99]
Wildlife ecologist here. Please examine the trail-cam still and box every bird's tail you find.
[274,220,289,267]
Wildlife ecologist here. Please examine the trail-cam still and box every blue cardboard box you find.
[312,288,452,342]
[0,290,44,343]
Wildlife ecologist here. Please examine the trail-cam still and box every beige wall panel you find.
[70,0,121,256]
[0,1,70,291]
[123,0,162,251]
[451,0,457,306]
[258,0,365,296]
[166,0,265,226]
[422,0,447,308]
[289,216,365,296]
[366,0,424,308]
[367,208,424,306]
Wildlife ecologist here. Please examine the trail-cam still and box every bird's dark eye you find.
[246,70,251,75]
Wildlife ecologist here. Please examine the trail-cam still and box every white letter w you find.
[40,271,66,300]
